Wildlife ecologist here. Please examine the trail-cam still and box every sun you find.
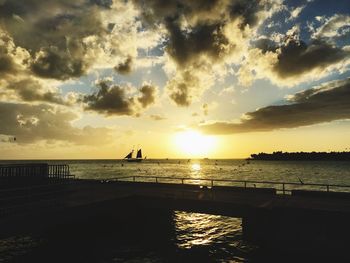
[174,130,217,157]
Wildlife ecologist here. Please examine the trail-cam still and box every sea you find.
[1,159,350,262]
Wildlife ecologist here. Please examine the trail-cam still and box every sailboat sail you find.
[123,148,143,162]
[124,151,133,159]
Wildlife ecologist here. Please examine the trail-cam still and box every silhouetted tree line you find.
[249,151,350,161]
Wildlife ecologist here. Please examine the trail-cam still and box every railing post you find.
[133,176,135,182]
[156,177,158,183]
[181,178,184,184]
[244,181,247,188]
[326,185,329,192]
[282,183,285,195]
[211,180,214,187]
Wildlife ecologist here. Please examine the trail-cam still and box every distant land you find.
[248,151,350,161]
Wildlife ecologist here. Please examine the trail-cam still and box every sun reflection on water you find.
[191,163,201,171]
[174,211,242,249]
[189,163,202,184]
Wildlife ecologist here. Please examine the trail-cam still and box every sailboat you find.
[124,149,144,162]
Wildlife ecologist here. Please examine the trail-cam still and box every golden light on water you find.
[174,130,217,157]
[191,163,201,171]
[174,211,242,249]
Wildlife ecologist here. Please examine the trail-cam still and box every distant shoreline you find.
[248,151,350,161]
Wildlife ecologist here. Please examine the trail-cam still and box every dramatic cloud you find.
[273,39,349,79]
[5,78,68,105]
[138,84,158,108]
[166,70,201,107]
[30,46,89,80]
[0,102,112,144]
[238,28,350,87]
[114,56,133,74]
[0,0,107,80]
[83,80,158,116]
[133,0,283,105]
[0,29,30,77]
[163,18,231,67]
[0,0,157,81]
[201,78,350,134]
[0,29,76,105]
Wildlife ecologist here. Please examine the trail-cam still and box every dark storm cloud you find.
[31,47,87,80]
[83,80,158,116]
[0,101,112,144]
[132,0,217,24]
[201,78,350,134]
[83,81,135,116]
[134,0,267,67]
[164,18,229,66]
[133,0,279,106]
[273,38,350,79]
[89,0,113,9]
[253,38,279,53]
[229,0,263,29]
[0,49,15,75]
[0,36,15,74]
[134,0,265,28]
[243,34,350,86]
[114,56,133,75]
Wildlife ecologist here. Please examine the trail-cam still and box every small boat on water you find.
[124,149,144,162]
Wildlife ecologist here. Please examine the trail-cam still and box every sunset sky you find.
[1,0,350,159]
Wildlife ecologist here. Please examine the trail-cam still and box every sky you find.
[0,0,350,159]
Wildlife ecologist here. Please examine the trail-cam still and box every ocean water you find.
[1,159,350,262]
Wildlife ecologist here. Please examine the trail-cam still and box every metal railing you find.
[100,175,350,195]
[2,174,350,218]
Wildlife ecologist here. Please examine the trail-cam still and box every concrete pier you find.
[1,172,350,257]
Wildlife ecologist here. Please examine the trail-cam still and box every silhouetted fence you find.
[0,163,75,217]
[48,164,71,179]
[0,163,73,179]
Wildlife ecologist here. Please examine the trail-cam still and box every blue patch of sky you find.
[60,63,168,96]
[139,41,166,57]
[261,0,350,44]
[235,79,290,109]
[59,73,99,95]
[301,0,350,20]
[296,1,350,42]
[99,63,168,89]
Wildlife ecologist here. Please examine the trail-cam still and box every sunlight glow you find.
[191,163,201,171]
[174,130,217,157]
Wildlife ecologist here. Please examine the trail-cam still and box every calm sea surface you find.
[1,159,350,262]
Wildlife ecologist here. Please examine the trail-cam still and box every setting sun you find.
[174,130,217,157]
